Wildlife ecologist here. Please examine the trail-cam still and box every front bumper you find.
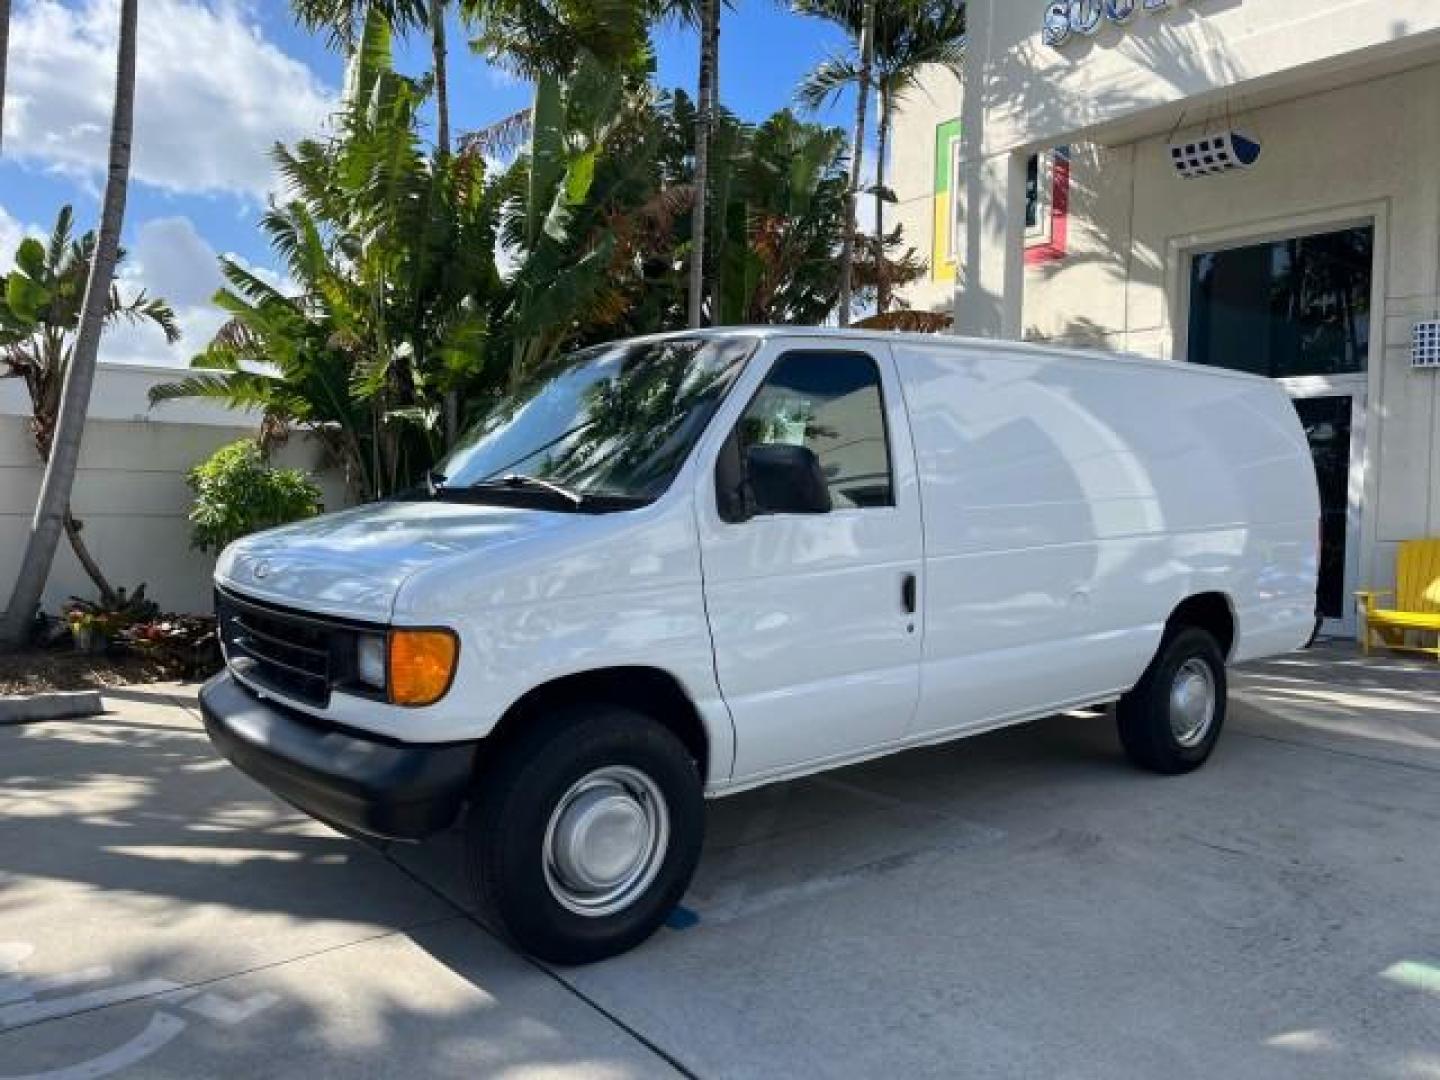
[200,671,476,840]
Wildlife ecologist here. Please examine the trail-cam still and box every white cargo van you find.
[201,328,1319,962]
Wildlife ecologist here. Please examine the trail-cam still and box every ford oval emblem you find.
[253,560,271,580]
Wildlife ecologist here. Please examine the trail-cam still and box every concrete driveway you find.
[2,643,1438,1079]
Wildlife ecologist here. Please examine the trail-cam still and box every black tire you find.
[1116,626,1227,775]
[465,704,704,965]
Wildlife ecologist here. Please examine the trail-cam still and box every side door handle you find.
[901,572,917,615]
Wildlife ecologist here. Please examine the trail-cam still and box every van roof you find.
[616,326,1276,387]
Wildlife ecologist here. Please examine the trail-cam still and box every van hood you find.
[215,499,576,620]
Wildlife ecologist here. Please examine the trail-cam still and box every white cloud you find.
[8,0,336,201]
[0,206,26,272]
[105,215,269,367]
[0,205,46,273]
[4,206,262,367]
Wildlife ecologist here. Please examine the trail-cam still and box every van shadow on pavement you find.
[2,649,1438,1078]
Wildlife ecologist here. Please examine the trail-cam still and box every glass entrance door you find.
[1285,384,1365,633]
[1186,223,1375,637]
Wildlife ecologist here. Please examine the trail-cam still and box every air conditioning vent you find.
[1413,321,1440,371]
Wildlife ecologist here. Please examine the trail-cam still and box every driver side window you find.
[732,350,894,513]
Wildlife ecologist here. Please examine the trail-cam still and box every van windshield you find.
[431,337,754,509]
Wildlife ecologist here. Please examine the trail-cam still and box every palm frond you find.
[459,106,534,160]
[795,54,862,111]
[106,287,182,344]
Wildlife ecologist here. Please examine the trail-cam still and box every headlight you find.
[388,628,459,707]
[355,634,388,690]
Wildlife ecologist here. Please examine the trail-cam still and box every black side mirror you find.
[745,443,831,516]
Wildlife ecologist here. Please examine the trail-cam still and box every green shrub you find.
[187,440,323,554]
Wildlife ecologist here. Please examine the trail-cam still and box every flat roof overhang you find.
[1018,25,1440,152]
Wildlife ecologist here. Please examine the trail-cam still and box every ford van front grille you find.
[216,588,338,708]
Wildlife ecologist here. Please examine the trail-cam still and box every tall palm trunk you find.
[706,8,722,322]
[0,0,9,154]
[430,0,450,155]
[0,0,137,646]
[430,0,459,446]
[874,88,891,315]
[837,0,874,327]
[28,420,119,605]
[687,0,719,328]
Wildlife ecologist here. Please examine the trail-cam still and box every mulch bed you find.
[0,648,191,695]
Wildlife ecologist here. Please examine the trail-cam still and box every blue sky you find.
[0,0,857,366]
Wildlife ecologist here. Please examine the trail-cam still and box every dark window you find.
[734,351,893,510]
[1188,226,1373,377]
[1024,153,1041,230]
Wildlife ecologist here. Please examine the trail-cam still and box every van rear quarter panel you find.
[893,342,1317,734]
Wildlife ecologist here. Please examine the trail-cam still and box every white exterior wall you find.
[970,0,1440,156]
[1,364,348,615]
[891,64,962,315]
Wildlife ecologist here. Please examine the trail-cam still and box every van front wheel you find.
[1116,626,1227,774]
[465,705,704,964]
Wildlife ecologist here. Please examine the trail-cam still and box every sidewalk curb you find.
[0,691,105,725]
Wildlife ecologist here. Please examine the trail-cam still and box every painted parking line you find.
[0,943,279,1080]
[0,968,114,1007]
[1380,960,1440,997]
[2,1013,189,1080]
[0,980,181,1030]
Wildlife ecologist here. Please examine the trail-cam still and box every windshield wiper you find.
[475,473,584,507]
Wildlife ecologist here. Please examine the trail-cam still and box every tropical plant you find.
[711,109,851,324]
[152,8,501,500]
[186,440,324,554]
[290,0,453,151]
[465,0,652,81]
[0,206,178,606]
[798,0,873,326]
[292,0,470,439]
[492,57,692,380]
[119,613,221,679]
[155,2,873,517]
[797,0,966,313]
[1,0,140,647]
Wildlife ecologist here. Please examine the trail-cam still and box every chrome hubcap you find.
[1169,658,1217,748]
[543,766,669,918]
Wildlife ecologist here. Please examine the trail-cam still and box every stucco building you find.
[892,0,1440,636]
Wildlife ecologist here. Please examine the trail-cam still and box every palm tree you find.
[1,207,179,605]
[465,0,651,80]
[711,109,852,324]
[1,0,139,647]
[1,0,10,154]
[494,57,679,379]
[155,7,501,499]
[688,0,719,327]
[291,0,452,152]
[428,0,452,154]
[810,0,874,327]
[797,0,966,314]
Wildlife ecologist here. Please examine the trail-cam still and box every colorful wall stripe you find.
[931,118,962,284]
[931,121,1070,281]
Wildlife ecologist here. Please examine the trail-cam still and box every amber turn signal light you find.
[388,629,458,706]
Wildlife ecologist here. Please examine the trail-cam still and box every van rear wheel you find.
[1116,626,1227,774]
[464,704,704,964]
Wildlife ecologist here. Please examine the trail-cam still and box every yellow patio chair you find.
[1355,538,1440,661]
